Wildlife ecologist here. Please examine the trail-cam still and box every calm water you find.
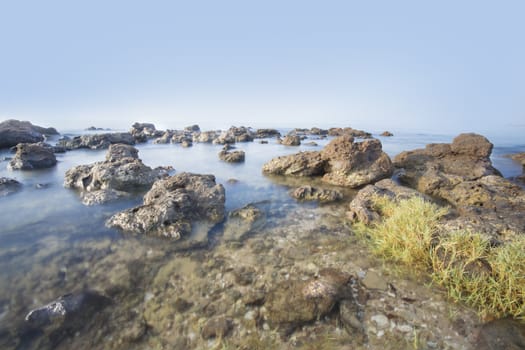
[0,128,523,349]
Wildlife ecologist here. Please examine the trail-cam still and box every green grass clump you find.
[357,195,525,320]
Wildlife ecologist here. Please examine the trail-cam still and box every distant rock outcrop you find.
[0,119,58,149]
[58,133,135,150]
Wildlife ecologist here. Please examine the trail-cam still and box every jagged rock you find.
[290,185,343,202]
[58,132,135,150]
[64,144,166,205]
[8,143,57,170]
[263,136,393,188]
[328,127,372,138]
[218,150,245,163]
[309,127,328,136]
[279,135,301,146]
[106,172,225,239]
[255,128,281,138]
[213,126,254,144]
[0,177,22,196]
[347,179,428,224]
[130,122,161,142]
[193,130,219,143]
[394,133,525,235]
[153,130,174,144]
[381,131,394,137]
[265,268,353,329]
[222,204,266,241]
[184,124,200,133]
[0,119,58,149]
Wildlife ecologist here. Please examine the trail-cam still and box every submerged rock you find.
[380,131,394,137]
[0,177,22,196]
[64,144,166,205]
[218,150,245,163]
[106,172,225,239]
[0,119,58,149]
[394,133,525,235]
[328,127,372,138]
[290,185,343,203]
[8,143,57,170]
[222,203,267,241]
[265,268,353,329]
[58,132,135,150]
[263,135,393,188]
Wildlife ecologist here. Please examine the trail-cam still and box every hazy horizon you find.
[1,1,524,137]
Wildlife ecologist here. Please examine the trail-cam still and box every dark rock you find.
[25,290,111,329]
[223,204,266,241]
[394,133,525,235]
[181,140,192,148]
[474,318,525,350]
[57,132,135,150]
[309,127,328,136]
[8,143,57,170]
[64,144,166,205]
[279,135,301,146]
[85,126,109,131]
[290,185,343,202]
[201,316,233,339]
[255,128,281,138]
[106,172,225,239]
[184,124,200,133]
[347,179,429,224]
[328,127,372,138]
[0,177,22,196]
[380,131,394,137]
[218,150,245,163]
[0,119,58,149]
[265,268,353,329]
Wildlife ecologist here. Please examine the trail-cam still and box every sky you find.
[0,0,524,135]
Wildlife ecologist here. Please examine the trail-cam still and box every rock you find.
[0,177,22,196]
[214,126,254,144]
[394,133,525,235]
[255,128,281,138]
[380,131,394,137]
[193,130,219,143]
[106,172,225,239]
[263,136,393,188]
[361,270,388,291]
[184,124,200,133]
[58,132,135,150]
[304,141,318,147]
[64,144,165,205]
[223,204,266,241]
[265,268,353,329]
[347,179,429,224]
[130,122,160,142]
[328,127,372,138]
[509,152,525,167]
[153,130,174,144]
[290,185,343,203]
[201,316,233,339]
[85,126,109,131]
[309,127,328,136]
[25,290,111,329]
[0,119,58,149]
[279,135,301,146]
[8,143,57,170]
[181,140,192,148]
[218,150,245,163]
[474,318,525,350]
[262,151,326,177]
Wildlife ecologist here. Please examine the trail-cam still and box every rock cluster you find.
[263,135,393,188]
[130,122,162,142]
[0,119,58,149]
[8,143,57,170]
[64,144,166,205]
[106,172,225,240]
[213,126,254,144]
[58,132,135,150]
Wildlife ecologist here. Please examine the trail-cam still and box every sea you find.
[0,126,523,349]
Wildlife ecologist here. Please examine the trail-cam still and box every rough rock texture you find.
[263,136,393,188]
[381,131,394,137]
[222,203,266,241]
[290,185,343,203]
[255,128,281,138]
[0,119,58,149]
[8,143,57,170]
[106,172,225,239]
[0,177,22,196]
[394,133,525,235]
[347,179,430,224]
[213,126,254,144]
[474,318,525,350]
[218,150,245,163]
[328,127,372,138]
[130,122,161,142]
[265,268,353,329]
[279,135,301,146]
[64,144,165,205]
[58,133,135,150]
[193,130,219,143]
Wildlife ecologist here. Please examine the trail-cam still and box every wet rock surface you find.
[0,177,22,196]
[263,135,393,188]
[394,133,525,235]
[107,172,225,240]
[0,119,58,149]
[290,185,343,202]
[8,143,57,170]
[64,144,166,205]
[222,203,267,242]
[218,149,245,163]
[58,132,135,150]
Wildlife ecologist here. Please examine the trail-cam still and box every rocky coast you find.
[0,119,524,350]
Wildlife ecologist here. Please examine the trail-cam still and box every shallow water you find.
[0,129,523,349]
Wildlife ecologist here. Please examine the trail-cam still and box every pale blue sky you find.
[1,0,524,134]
